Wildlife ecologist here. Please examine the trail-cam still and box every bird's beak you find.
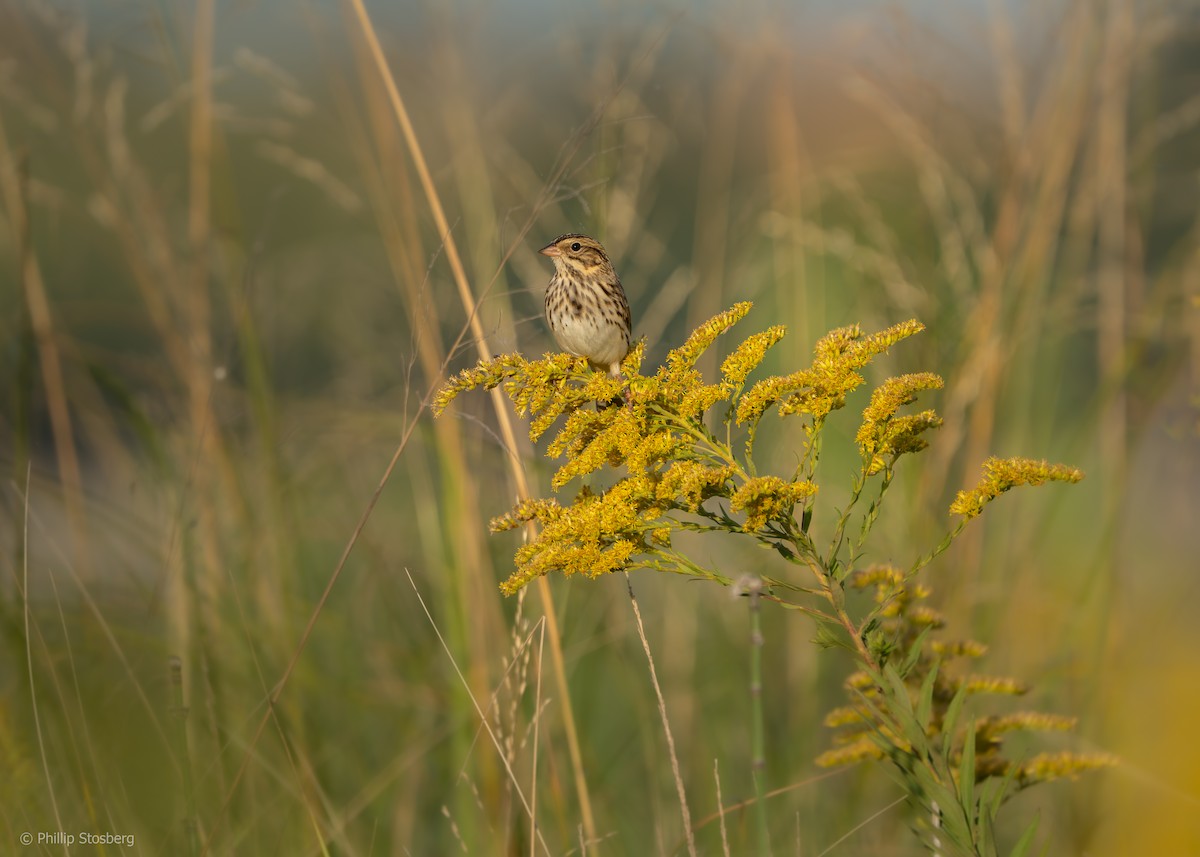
[538,243,560,257]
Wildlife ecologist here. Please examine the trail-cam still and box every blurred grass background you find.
[1,0,1198,853]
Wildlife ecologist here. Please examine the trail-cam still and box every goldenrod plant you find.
[435,302,1114,855]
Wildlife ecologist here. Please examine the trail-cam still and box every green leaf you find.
[923,784,972,850]
[1006,814,1040,857]
[900,627,933,677]
[916,661,939,731]
[987,750,1025,817]
[958,718,977,827]
[770,541,797,562]
[812,623,853,652]
[881,665,930,762]
[976,799,1001,857]
[941,684,970,759]
[883,664,913,717]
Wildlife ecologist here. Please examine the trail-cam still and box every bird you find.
[539,233,632,378]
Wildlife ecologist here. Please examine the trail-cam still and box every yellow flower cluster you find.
[720,325,788,389]
[817,674,906,769]
[735,319,925,425]
[957,674,1027,696]
[814,735,886,768]
[436,302,1105,824]
[856,373,945,475]
[729,476,818,531]
[435,305,1081,619]
[437,304,813,593]
[662,302,754,385]
[656,461,736,512]
[821,568,1090,787]
[434,304,854,593]
[930,639,988,659]
[547,406,681,490]
[950,456,1085,518]
[1015,751,1119,786]
[433,352,539,416]
[978,711,1077,739]
[489,478,656,595]
[849,565,938,625]
[818,717,1117,785]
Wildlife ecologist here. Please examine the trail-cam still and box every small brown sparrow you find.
[540,234,632,377]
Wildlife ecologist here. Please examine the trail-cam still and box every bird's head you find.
[539,234,611,277]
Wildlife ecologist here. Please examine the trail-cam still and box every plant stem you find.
[747,579,772,856]
[626,575,698,857]
[169,656,200,857]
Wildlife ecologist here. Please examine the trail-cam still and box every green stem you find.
[659,409,745,475]
[789,419,823,485]
[853,466,894,558]
[806,557,877,668]
[908,518,969,579]
[826,471,866,578]
[748,581,772,856]
[646,552,733,585]
[169,656,200,857]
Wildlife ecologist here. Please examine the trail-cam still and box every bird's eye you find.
[570,242,581,252]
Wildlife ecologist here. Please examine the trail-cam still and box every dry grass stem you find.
[625,575,697,857]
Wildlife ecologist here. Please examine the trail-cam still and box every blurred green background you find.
[1,0,1198,853]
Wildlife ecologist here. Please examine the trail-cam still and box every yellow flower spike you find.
[657,461,735,511]
[730,475,817,531]
[841,319,925,365]
[530,404,566,442]
[735,370,814,425]
[431,385,460,417]
[551,407,646,488]
[626,429,686,474]
[959,675,1027,696]
[433,353,523,415]
[908,605,945,628]
[435,349,607,420]
[848,565,904,590]
[661,301,754,381]
[845,672,875,691]
[489,497,564,532]
[815,737,885,768]
[861,411,943,473]
[622,338,647,377]
[812,325,864,364]
[930,639,989,659]
[823,706,868,728]
[950,457,1085,519]
[679,383,730,420]
[775,320,928,422]
[857,373,943,448]
[979,712,1078,739]
[546,408,599,459]
[721,325,788,389]
[778,371,864,420]
[580,371,624,405]
[498,473,659,594]
[626,375,661,408]
[1016,751,1119,785]
[658,366,701,405]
